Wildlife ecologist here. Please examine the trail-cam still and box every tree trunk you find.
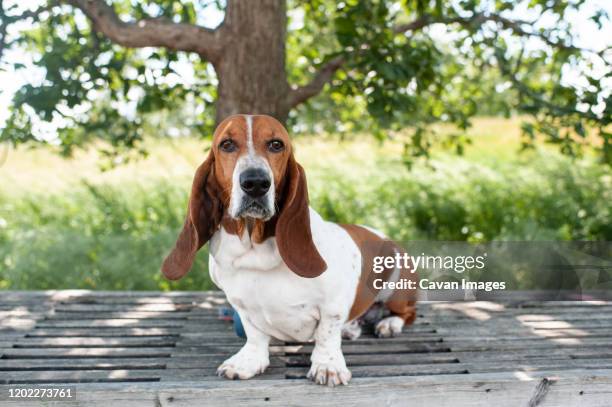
[214,0,290,124]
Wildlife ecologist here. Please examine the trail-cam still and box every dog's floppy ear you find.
[276,154,327,278]
[162,151,222,280]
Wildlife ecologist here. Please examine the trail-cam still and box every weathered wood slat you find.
[11,337,178,348]
[282,349,575,367]
[0,357,291,371]
[0,301,220,310]
[24,328,183,337]
[0,290,224,301]
[0,369,165,384]
[35,320,186,328]
[1,347,176,359]
[0,369,289,384]
[431,304,612,315]
[177,334,444,347]
[0,319,37,331]
[0,310,50,319]
[284,358,612,379]
[45,309,195,319]
[415,313,555,323]
[432,327,612,340]
[255,337,612,356]
[44,312,197,320]
[417,317,612,329]
[180,324,437,335]
[516,300,612,307]
[51,304,198,312]
[0,358,169,371]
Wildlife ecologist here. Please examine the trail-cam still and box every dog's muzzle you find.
[236,168,273,219]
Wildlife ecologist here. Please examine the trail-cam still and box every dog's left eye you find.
[219,139,237,153]
[267,139,285,153]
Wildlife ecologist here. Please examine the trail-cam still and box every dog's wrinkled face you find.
[161,113,327,281]
[212,114,292,220]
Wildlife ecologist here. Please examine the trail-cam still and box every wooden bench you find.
[1,290,611,406]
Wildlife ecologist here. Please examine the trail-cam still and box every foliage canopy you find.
[0,0,610,164]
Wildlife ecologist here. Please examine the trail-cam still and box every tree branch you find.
[63,0,225,63]
[394,12,590,54]
[291,10,600,108]
[392,14,440,34]
[395,12,535,36]
[493,48,603,122]
[287,56,345,109]
[287,13,525,107]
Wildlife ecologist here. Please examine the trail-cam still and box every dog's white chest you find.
[209,229,321,342]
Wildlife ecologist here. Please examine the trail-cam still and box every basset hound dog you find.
[162,114,417,386]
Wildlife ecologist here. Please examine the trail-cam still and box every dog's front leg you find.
[308,313,351,386]
[217,315,270,380]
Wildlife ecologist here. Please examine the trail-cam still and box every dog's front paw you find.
[375,316,404,338]
[217,351,269,380]
[307,361,351,387]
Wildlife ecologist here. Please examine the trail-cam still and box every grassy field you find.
[1,117,610,290]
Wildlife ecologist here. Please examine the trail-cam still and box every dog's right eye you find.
[219,139,237,153]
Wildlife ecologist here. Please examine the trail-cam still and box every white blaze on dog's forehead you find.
[245,114,254,156]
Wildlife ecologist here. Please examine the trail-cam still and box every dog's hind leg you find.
[341,319,362,340]
[375,255,418,338]
[375,299,416,338]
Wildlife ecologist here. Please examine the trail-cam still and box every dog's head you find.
[161,114,326,280]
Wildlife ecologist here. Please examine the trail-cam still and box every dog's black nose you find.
[240,168,271,198]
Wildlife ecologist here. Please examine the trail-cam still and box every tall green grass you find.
[0,178,212,290]
[1,122,610,290]
[312,154,612,242]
